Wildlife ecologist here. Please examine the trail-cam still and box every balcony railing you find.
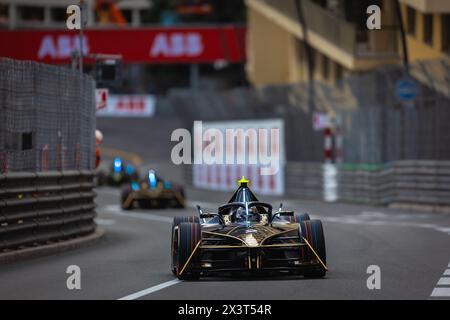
[260,0,399,59]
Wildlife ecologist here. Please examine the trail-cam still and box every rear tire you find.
[287,212,311,223]
[299,219,326,278]
[173,222,201,280]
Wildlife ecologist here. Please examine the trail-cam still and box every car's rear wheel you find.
[299,219,327,278]
[172,222,201,280]
[287,212,310,223]
[171,217,201,276]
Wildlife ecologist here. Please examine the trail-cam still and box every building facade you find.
[245,0,450,87]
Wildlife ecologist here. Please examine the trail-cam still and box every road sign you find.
[395,78,418,104]
[95,88,108,110]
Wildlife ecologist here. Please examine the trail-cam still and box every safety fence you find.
[0,58,98,252]
[164,58,450,164]
[0,58,96,173]
[285,161,450,211]
[0,170,97,251]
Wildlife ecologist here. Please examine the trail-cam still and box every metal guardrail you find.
[286,161,450,209]
[0,170,97,251]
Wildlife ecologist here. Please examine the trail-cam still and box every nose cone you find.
[228,177,259,203]
[230,187,257,202]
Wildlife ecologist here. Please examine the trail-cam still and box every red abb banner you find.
[0,26,246,64]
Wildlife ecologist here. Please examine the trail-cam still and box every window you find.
[335,62,343,83]
[18,5,44,22]
[5,132,34,151]
[322,54,329,80]
[0,4,8,26]
[407,6,416,36]
[22,133,33,150]
[443,14,450,53]
[121,9,132,23]
[51,7,68,23]
[423,14,433,45]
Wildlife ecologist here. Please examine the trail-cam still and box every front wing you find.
[183,240,326,275]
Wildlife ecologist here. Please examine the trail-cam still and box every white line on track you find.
[437,278,450,286]
[96,188,120,196]
[95,218,116,226]
[118,279,182,300]
[431,263,450,298]
[431,288,450,297]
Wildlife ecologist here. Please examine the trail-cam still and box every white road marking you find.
[96,188,119,196]
[431,264,450,299]
[95,218,116,226]
[314,214,450,236]
[118,279,181,300]
[360,211,389,218]
[437,277,450,286]
[431,288,450,297]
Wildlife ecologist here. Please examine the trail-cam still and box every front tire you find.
[171,216,200,274]
[299,219,327,278]
[171,219,201,280]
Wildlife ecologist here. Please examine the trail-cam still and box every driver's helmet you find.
[147,169,158,189]
[113,157,123,173]
[234,207,246,223]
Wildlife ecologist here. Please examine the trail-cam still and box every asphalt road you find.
[0,186,449,300]
[1,116,450,299]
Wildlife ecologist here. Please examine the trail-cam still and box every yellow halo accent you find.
[238,176,249,187]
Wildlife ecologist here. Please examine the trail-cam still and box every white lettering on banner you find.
[150,33,203,58]
[191,119,285,196]
[96,95,156,118]
[38,35,89,59]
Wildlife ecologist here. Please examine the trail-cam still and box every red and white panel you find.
[96,94,156,118]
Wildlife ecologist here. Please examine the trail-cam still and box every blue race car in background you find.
[98,157,140,187]
[121,169,186,209]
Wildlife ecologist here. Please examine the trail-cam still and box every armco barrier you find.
[0,170,96,251]
[285,161,450,210]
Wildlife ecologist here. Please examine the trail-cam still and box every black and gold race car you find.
[121,169,186,210]
[170,177,327,280]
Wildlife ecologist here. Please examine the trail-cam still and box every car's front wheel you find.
[299,219,327,278]
[172,221,201,280]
